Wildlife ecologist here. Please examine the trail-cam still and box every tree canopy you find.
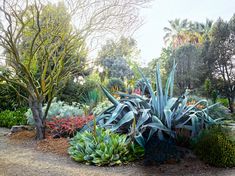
[0,0,151,139]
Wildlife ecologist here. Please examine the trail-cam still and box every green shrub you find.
[217,98,229,108]
[0,82,27,111]
[26,99,84,125]
[106,78,126,93]
[193,125,235,167]
[0,108,27,128]
[68,128,144,166]
[57,79,100,104]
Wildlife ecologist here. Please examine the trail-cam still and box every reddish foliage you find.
[133,88,141,95]
[46,115,94,138]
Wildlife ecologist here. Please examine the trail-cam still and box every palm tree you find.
[163,19,190,48]
[193,19,213,40]
[164,19,213,48]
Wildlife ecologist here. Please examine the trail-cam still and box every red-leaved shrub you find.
[46,115,93,138]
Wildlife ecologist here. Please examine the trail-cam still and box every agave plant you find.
[68,127,144,166]
[82,62,223,147]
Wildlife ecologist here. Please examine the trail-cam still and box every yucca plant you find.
[82,62,223,148]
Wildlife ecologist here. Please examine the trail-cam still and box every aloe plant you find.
[82,62,223,147]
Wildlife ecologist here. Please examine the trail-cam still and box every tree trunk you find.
[29,97,45,140]
[228,97,234,113]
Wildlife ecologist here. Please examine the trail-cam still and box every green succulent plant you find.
[68,127,144,166]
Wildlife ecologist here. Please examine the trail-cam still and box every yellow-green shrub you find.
[193,125,235,167]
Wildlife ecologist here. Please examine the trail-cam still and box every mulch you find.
[8,130,69,156]
[36,137,69,156]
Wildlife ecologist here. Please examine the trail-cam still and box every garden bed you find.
[1,128,234,176]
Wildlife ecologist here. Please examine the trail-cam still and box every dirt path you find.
[0,128,235,176]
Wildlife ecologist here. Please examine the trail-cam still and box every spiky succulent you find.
[82,62,223,147]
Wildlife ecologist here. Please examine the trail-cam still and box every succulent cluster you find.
[68,127,144,166]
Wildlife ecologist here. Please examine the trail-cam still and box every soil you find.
[0,127,235,176]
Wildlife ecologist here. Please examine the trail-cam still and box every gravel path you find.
[0,128,235,176]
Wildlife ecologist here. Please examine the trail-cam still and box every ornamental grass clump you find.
[68,127,144,166]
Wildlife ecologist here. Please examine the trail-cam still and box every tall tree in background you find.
[0,0,150,139]
[65,0,152,49]
[164,19,213,48]
[163,19,190,48]
[168,44,204,93]
[97,37,140,81]
[205,16,235,112]
[193,19,213,40]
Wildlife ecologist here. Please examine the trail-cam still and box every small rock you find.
[10,125,34,133]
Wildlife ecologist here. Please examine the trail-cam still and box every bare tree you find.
[0,0,151,139]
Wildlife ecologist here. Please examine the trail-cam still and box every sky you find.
[1,0,235,66]
[135,0,235,64]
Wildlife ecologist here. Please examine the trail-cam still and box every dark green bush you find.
[193,125,235,167]
[0,108,28,128]
[106,78,126,93]
[57,79,101,104]
[68,128,144,166]
[0,82,27,111]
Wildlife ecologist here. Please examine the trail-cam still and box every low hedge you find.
[0,108,27,128]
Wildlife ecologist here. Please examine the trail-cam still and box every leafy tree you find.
[97,37,140,81]
[98,37,139,60]
[167,44,205,94]
[204,16,235,112]
[0,2,85,139]
[100,56,134,81]
[0,0,151,139]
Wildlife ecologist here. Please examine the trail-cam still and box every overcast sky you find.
[135,0,235,64]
